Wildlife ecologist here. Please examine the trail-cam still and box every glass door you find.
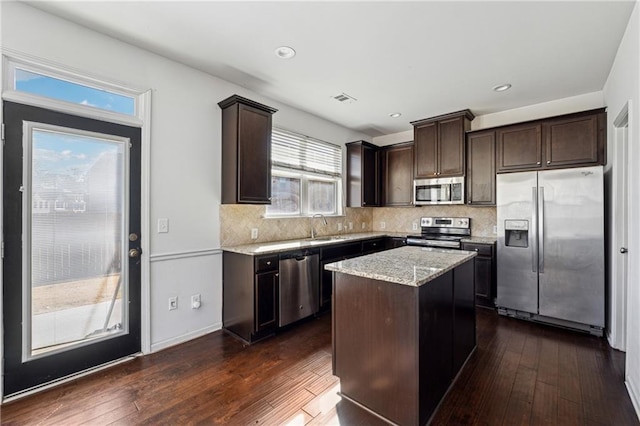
[3,101,141,397]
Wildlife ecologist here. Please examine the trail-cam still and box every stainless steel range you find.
[406,217,471,249]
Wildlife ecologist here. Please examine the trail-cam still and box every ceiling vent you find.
[333,93,357,103]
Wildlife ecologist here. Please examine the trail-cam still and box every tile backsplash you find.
[220,205,374,246]
[220,204,496,246]
[372,206,497,236]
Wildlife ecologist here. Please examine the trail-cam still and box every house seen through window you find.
[266,128,342,217]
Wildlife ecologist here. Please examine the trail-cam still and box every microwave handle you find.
[443,184,450,201]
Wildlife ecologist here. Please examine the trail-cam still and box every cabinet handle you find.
[266,261,271,265]
[475,249,479,252]
[275,273,279,277]
[536,161,541,165]
[547,161,551,164]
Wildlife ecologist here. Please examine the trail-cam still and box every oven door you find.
[414,181,450,205]
[414,178,464,205]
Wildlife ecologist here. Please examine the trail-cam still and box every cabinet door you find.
[320,260,333,311]
[414,122,438,178]
[474,256,493,307]
[466,131,496,205]
[383,143,414,206]
[238,104,273,203]
[544,114,601,168]
[438,116,465,177]
[362,144,380,206]
[255,271,278,333]
[496,123,542,172]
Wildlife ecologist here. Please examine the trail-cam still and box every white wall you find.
[604,1,640,417]
[0,1,369,361]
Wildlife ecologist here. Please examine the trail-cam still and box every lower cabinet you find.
[461,242,496,308]
[224,236,395,342]
[254,270,278,333]
[223,252,279,343]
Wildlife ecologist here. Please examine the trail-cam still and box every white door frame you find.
[609,102,631,351]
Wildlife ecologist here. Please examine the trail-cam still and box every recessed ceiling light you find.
[493,83,512,92]
[389,112,402,118]
[275,46,296,59]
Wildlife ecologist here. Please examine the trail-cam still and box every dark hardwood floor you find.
[1,309,637,425]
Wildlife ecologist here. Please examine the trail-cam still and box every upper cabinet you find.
[496,108,606,173]
[347,141,380,207]
[466,130,496,206]
[219,95,277,204]
[382,142,414,206]
[412,110,475,178]
[496,123,542,172]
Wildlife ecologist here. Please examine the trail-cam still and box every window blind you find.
[271,128,342,177]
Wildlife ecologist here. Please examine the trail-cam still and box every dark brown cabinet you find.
[381,142,414,206]
[347,141,380,207]
[496,123,542,172]
[223,252,279,343]
[466,130,496,205]
[496,108,606,173]
[461,242,496,308]
[255,270,278,333]
[412,110,474,178]
[543,111,605,168]
[219,95,277,204]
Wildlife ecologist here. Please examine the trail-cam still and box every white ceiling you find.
[27,1,636,137]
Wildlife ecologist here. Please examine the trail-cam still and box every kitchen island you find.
[325,246,477,426]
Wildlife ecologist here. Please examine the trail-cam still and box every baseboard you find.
[150,322,222,353]
[626,375,640,422]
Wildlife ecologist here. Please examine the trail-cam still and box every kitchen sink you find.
[310,236,349,242]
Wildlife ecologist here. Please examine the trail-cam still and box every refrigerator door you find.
[538,166,604,327]
[497,171,539,313]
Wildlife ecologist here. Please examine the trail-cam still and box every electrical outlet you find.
[168,296,178,311]
[158,218,169,233]
[251,228,258,239]
[337,223,343,231]
[380,221,386,229]
[412,222,418,231]
[493,225,498,234]
[191,294,201,309]
[362,222,366,229]
[348,222,353,230]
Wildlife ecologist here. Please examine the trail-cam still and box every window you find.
[14,69,135,115]
[267,128,342,217]
[3,56,144,124]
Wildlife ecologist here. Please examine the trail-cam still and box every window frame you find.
[266,130,344,219]
[2,55,146,127]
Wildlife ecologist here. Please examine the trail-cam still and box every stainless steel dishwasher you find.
[279,250,319,327]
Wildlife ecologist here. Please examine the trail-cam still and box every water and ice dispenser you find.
[504,220,529,248]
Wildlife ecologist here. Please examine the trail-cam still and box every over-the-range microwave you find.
[413,176,465,205]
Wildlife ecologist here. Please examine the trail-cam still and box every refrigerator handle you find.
[539,187,545,273]
[532,187,538,273]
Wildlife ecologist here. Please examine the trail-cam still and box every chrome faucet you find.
[310,213,328,239]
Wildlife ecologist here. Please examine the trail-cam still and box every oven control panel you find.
[420,217,470,229]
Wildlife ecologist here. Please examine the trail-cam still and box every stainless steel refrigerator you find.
[496,165,604,335]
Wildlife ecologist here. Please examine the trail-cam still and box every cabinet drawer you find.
[255,255,279,272]
[462,243,493,257]
[362,238,385,253]
[321,242,362,260]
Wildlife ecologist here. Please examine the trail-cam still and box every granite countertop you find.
[324,246,476,287]
[461,236,497,244]
[223,232,401,255]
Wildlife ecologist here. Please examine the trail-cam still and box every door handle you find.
[621,247,628,254]
[532,187,538,273]
[538,187,545,273]
[129,248,142,258]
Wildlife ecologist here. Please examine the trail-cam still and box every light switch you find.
[158,218,169,233]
